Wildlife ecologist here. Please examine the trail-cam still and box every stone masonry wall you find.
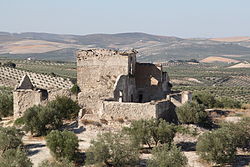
[13,90,42,119]
[134,63,170,102]
[100,100,177,122]
[100,101,156,120]
[77,49,136,113]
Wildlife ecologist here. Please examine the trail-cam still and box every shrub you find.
[22,105,63,136]
[3,61,16,68]
[196,128,237,164]
[0,127,23,153]
[123,119,152,148]
[86,132,140,167]
[193,92,217,108]
[215,97,241,109]
[38,158,75,167]
[20,96,80,136]
[46,130,79,161]
[148,144,187,167]
[150,119,176,147]
[48,96,80,119]
[220,117,250,150]
[70,84,80,95]
[192,92,242,109]
[176,101,209,125]
[0,148,32,167]
[0,93,13,117]
[123,119,176,148]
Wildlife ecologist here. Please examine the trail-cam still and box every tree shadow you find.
[71,126,86,134]
[75,152,86,166]
[232,155,250,167]
[27,149,40,156]
[25,143,45,149]
[208,109,230,117]
[64,121,86,134]
[25,143,45,156]
[176,141,197,152]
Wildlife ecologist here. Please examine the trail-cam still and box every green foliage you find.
[0,127,23,153]
[38,159,75,167]
[0,148,32,167]
[196,128,237,164]
[215,97,241,109]
[0,93,13,117]
[86,132,140,167]
[123,119,176,148]
[175,125,199,137]
[20,96,79,136]
[48,96,80,119]
[22,105,63,136]
[148,144,187,167]
[176,101,210,125]
[46,130,79,161]
[193,91,241,109]
[3,61,16,68]
[193,92,217,108]
[70,84,80,95]
[220,117,250,150]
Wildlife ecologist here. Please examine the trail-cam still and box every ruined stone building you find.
[13,48,191,122]
[13,75,48,118]
[13,75,74,119]
[77,49,191,121]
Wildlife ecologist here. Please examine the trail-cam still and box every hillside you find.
[1,32,250,62]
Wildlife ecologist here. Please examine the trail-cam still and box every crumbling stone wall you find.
[77,49,137,113]
[13,90,42,119]
[100,100,177,122]
[135,63,170,102]
[100,101,156,120]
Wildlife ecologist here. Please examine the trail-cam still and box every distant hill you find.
[0,32,250,62]
[200,56,240,63]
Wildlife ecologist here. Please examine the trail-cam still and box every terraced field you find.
[0,59,77,79]
[165,63,250,103]
[0,66,73,90]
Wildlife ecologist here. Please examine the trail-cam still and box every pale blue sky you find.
[1,0,250,38]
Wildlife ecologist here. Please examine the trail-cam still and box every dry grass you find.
[210,37,250,42]
[200,56,240,63]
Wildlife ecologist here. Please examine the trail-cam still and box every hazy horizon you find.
[1,0,250,38]
[1,31,250,39]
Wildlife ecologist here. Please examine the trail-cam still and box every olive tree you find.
[148,144,187,167]
[123,119,177,148]
[196,128,237,164]
[21,105,62,136]
[47,96,80,119]
[0,148,32,167]
[46,130,79,161]
[38,158,75,167]
[86,132,140,167]
[0,93,13,117]
[0,127,23,153]
[176,101,210,125]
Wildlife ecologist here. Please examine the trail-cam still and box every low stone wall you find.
[100,100,177,122]
[100,101,156,120]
